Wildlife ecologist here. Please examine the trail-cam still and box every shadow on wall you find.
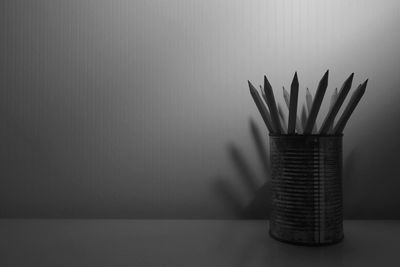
[213,118,361,219]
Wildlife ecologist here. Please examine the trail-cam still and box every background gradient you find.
[1,0,399,218]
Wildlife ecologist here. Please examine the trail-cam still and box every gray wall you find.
[1,0,399,218]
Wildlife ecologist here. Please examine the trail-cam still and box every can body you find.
[269,135,343,245]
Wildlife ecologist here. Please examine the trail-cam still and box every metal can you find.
[269,134,343,245]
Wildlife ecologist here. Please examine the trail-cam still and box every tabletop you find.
[0,220,399,266]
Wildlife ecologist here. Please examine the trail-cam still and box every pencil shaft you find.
[277,103,287,134]
[283,86,302,133]
[306,88,313,112]
[288,73,299,134]
[301,104,307,131]
[333,81,367,134]
[330,88,338,110]
[260,90,278,132]
[296,116,303,133]
[283,87,290,108]
[304,71,329,134]
[328,88,338,132]
[305,88,318,133]
[320,73,354,134]
[248,81,275,133]
[264,76,283,134]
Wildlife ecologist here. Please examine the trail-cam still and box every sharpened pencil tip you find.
[324,70,329,79]
[319,70,329,85]
[264,75,273,89]
[292,72,299,85]
[248,80,255,92]
[349,72,354,79]
[282,86,289,98]
[344,72,354,86]
[360,79,368,90]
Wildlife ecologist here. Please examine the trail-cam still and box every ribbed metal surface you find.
[269,135,343,245]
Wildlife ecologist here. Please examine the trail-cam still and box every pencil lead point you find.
[361,79,368,89]
[282,86,289,97]
[346,73,354,84]
[248,80,255,91]
[264,75,272,88]
[320,70,329,86]
[344,72,354,86]
[292,72,299,86]
[324,70,329,78]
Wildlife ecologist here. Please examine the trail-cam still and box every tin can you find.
[269,134,343,245]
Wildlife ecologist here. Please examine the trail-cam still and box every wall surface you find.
[1,0,400,218]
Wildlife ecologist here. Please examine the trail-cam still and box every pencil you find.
[260,86,268,104]
[306,88,318,133]
[248,81,275,133]
[333,79,368,134]
[330,88,338,110]
[328,88,338,132]
[301,104,307,132]
[283,86,302,133]
[277,103,287,134]
[260,87,282,132]
[306,88,312,111]
[304,70,329,134]
[288,72,299,134]
[260,88,279,131]
[283,86,290,107]
[263,76,283,134]
[320,73,354,134]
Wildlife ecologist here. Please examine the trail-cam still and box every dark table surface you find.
[0,220,399,266]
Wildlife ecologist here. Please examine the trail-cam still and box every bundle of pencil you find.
[248,71,368,135]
